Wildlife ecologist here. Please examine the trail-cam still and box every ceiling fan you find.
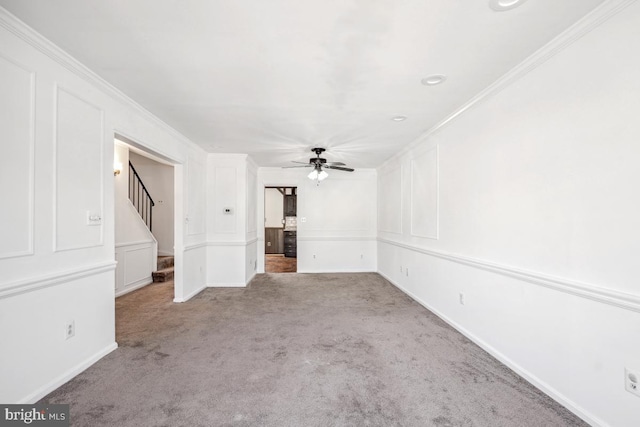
[283,148,354,183]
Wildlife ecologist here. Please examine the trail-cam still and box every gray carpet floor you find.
[40,273,586,426]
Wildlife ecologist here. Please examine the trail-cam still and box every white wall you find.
[205,154,257,287]
[264,188,284,228]
[257,168,377,273]
[128,150,175,256]
[377,3,640,426]
[0,9,207,403]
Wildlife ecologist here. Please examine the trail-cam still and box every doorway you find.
[113,134,179,300]
[264,187,297,273]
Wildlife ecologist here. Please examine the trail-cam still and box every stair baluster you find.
[128,161,155,231]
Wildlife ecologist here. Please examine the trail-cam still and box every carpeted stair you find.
[152,256,174,282]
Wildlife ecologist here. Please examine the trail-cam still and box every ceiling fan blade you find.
[291,161,310,164]
[325,162,346,166]
[282,165,312,168]
[325,165,354,172]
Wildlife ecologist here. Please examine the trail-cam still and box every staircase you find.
[152,256,174,282]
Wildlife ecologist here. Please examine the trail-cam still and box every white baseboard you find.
[207,283,246,288]
[296,269,376,273]
[246,271,257,285]
[115,277,153,297]
[174,283,206,303]
[19,342,118,404]
[378,271,605,427]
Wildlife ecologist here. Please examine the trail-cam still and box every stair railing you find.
[128,161,155,231]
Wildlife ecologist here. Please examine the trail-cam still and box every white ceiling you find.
[0,0,604,167]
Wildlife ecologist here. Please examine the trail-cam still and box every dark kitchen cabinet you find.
[284,231,297,258]
[265,228,284,254]
[284,195,296,216]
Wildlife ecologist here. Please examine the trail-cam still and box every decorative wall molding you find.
[378,238,640,313]
[297,236,377,242]
[183,242,208,251]
[410,145,439,240]
[0,7,201,154]
[383,0,638,167]
[0,261,117,300]
[53,84,105,252]
[0,52,35,259]
[207,238,258,247]
[115,240,155,249]
[377,165,403,235]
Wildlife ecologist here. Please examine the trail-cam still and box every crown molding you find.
[0,6,204,154]
[383,0,638,167]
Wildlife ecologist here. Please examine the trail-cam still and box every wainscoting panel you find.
[377,165,402,235]
[410,145,439,239]
[114,241,155,296]
[0,54,34,259]
[378,239,640,427]
[54,86,104,251]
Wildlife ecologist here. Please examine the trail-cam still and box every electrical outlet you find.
[65,320,75,340]
[625,368,640,397]
[254,260,257,270]
[405,268,409,277]
[400,266,403,273]
[459,293,465,305]
[313,254,316,259]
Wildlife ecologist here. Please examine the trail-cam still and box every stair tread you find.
[153,267,174,273]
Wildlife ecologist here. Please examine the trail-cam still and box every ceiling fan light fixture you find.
[489,0,528,12]
[318,170,328,181]
[308,169,318,180]
[421,74,447,86]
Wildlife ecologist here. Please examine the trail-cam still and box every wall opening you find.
[264,186,297,273]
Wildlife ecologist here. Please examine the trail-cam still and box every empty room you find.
[0,1,638,426]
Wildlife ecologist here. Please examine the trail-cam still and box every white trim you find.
[377,164,403,235]
[207,238,258,247]
[183,242,208,252]
[52,84,105,252]
[378,271,604,427]
[0,261,117,299]
[173,283,206,303]
[0,7,201,154]
[0,52,35,259]
[378,238,640,313]
[382,0,638,167]
[409,145,439,240]
[115,277,153,297]
[18,342,118,404]
[296,236,377,242]
[208,283,247,288]
[115,240,154,249]
[246,270,257,285]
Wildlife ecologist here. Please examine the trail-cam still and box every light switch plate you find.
[86,211,102,226]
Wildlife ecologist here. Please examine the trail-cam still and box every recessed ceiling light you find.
[489,0,528,12]
[392,116,407,121]
[421,74,447,86]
